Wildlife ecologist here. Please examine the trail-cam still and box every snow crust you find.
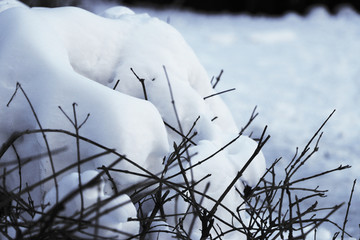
[0,1,265,239]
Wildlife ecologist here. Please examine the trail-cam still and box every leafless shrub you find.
[0,76,356,239]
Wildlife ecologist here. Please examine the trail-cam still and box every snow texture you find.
[0,1,265,239]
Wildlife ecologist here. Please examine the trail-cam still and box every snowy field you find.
[83,1,360,237]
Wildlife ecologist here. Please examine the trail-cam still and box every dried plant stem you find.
[112,79,120,90]
[341,179,356,240]
[58,103,90,227]
[211,69,223,89]
[203,88,236,100]
[210,126,269,217]
[131,67,148,100]
[7,83,59,204]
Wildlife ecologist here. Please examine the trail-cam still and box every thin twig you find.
[209,126,270,217]
[113,79,120,90]
[341,179,356,240]
[7,83,59,203]
[163,65,202,237]
[98,165,118,195]
[163,121,197,146]
[203,88,236,100]
[163,66,184,136]
[73,103,84,227]
[211,69,223,89]
[131,68,148,100]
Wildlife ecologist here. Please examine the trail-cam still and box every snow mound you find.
[0,0,27,13]
[0,2,266,239]
[100,6,135,18]
[0,4,170,201]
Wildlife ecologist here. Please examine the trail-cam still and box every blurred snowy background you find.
[80,1,360,237]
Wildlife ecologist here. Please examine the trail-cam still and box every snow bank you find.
[0,2,266,238]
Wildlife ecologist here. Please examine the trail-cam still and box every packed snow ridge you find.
[0,0,265,239]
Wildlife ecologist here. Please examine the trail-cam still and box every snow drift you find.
[0,1,265,238]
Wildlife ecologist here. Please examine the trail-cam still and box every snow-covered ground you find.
[83,1,360,237]
[0,0,358,238]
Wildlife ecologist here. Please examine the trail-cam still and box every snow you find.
[164,140,245,238]
[113,4,360,238]
[248,29,297,44]
[1,0,359,238]
[0,5,170,198]
[84,1,360,237]
[0,1,266,239]
[0,0,27,12]
[100,5,135,18]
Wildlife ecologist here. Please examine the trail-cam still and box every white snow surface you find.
[0,2,266,239]
[1,0,359,238]
[84,1,360,238]
[0,0,27,12]
[110,4,359,238]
